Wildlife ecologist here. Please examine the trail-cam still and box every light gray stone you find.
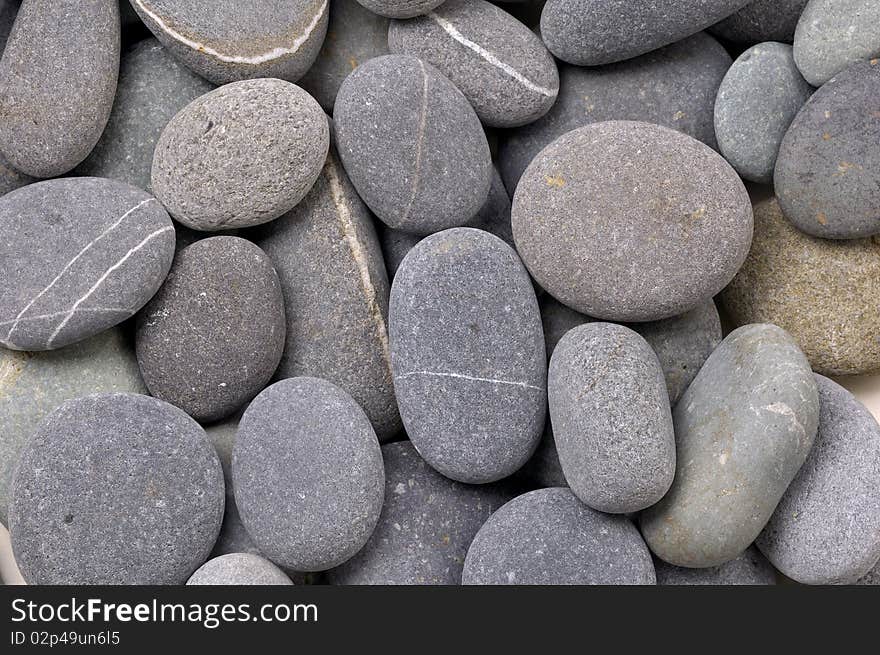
[187,553,293,585]
[655,547,777,585]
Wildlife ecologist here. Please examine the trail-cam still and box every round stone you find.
[655,547,777,585]
[187,553,293,585]
[354,0,444,19]
[710,0,809,44]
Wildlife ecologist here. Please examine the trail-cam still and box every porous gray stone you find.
[462,488,656,585]
[355,0,444,19]
[136,237,286,423]
[710,0,809,44]
[187,553,293,585]
[655,547,777,585]
[641,324,820,569]
[0,178,175,351]
[233,377,385,571]
[9,392,225,585]
[130,0,329,85]
[0,0,120,178]
[512,121,753,322]
[389,228,546,484]
[152,78,329,231]
[334,54,491,234]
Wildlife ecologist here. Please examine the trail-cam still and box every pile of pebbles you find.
[1,0,879,586]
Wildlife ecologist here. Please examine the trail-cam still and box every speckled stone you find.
[335,54,491,234]
[76,38,214,192]
[9,392,224,585]
[0,178,175,351]
[152,78,329,231]
[389,228,546,484]
[0,0,119,178]
[641,324,819,569]
[462,488,656,585]
[655,547,777,585]
[233,377,384,571]
[130,0,329,85]
[498,32,731,191]
[715,42,813,184]
[757,375,880,585]
[710,0,809,44]
[721,197,880,376]
[187,553,293,585]
[355,0,444,19]
[774,59,880,239]
[512,121,753,322]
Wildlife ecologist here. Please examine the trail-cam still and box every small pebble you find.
[710,0,809,44]
[655,547,777,585]
[187,553,293,586]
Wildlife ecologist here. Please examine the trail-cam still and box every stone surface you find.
[9,392,224,584]
[0,0,120,178]
[462,488,656,584]
[641,324,819,569]
[710,0,809,44]
[389,228,546,484]
[512,121,753,322]
[0,178,175,351]
[152,78,329,231]
[655,547,777,585]
[187,553,293,585]
[355,0,444,19]
[335,54,491,234]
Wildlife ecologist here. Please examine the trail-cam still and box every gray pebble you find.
[462,488,656,585]
[233,377,385,571]
[641,324,819,569]
[187,553,293,585]
[10,392,225,584]
[512,121,752,322]
[335,54,491,234]
[655,546,777,585]
[710,0,809,44]
[152,78,329,232]
[390,228,546,484]
[0,0,120,178]
[0,178,175,351]
[756,375,880,585]
[355,0,444,19]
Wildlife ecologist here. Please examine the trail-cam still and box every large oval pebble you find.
[187,553,293,585]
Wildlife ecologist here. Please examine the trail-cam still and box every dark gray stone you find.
[710,0,809,44]
[9,392,225,584]
[655,547,777,585]
[187,553,293,585]
[355,0,444,19]
[0,0,18,55]
[0,178,175,351]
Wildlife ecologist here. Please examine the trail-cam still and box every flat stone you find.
[187,553,293,585]
[655,546,777,585]
[710,0,809,43]
[355,0,445,19]
[0,178,175,351]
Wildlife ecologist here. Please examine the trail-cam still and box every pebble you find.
[0,0,119,178]
[233,377,385,571]
[714,42,813,184]
[549,323,675,513]
[512,121,753,322]
[136,237,286,423]
[334,54,492,234]
[0,178,175,351]
[655,547,777,585]
[151,78,329,232]
[355,0,445,19]
[389,228,546,484]
[756,375,880,585]
[9,392,225,584]
[774,59,880,239]
[710,0,809,44]
[388,0,559,128]
[641,324,819,569]
[462,488,656,585]
[187,553,293,585]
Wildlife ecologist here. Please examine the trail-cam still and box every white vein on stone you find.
[395,370,542,391]
[399,59,429,226]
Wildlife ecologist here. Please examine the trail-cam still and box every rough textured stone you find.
[0,0,120,178]
[641,324,820,569]
[187,553,293,585]
[462,488,656,585]
[355,0,444,19]
[655,547,777,585]
[389,228,546,484]
[9,392,224,585]
[512,121,753,322]
[710,0,809,44]
[0,178,175,351]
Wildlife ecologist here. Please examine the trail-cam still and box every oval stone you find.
[355,0,444,19]
[710,0,809,44]
[187,554,293,585]
[655,546,777,585]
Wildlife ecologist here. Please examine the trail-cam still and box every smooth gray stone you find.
[129,0,329,85]
[0,152,32,198]
[9,392,224,585]
[388,0,559,128]
[757,375,880,585]
[793,0,880,87]
[462,488,656,585]
[136,237,286,423]
[76,38,214,192]
[0,178,175,352]
[335,54,491,235]
[0,0,18,54]
[299,0,389,111]
[715,42,813,184]
[233,377,385,571]
[512,121,752,322]
[641,324,820,569]
[0,0,120,178]
[774,59,880,239]
[389,228,546,484]
[0,328,146,526]
[498,32,731,196]
[539,0,750,66]
[655,547,777,585]
[187,553,293,585]
[355,0,444,19]
[152,78,329,232]
[549,323,675,514]
[710,0,809,44]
